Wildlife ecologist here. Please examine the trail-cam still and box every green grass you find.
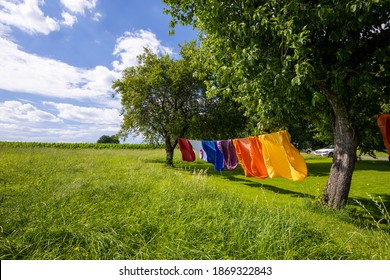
[0,146,389,260]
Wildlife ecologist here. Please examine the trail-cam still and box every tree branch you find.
[349,27,390,68]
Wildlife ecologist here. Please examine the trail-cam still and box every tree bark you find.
[164,136,177,167]
[321,91,359,209]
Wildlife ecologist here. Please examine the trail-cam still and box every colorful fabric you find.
[181,130,308,182]
[189,140,207,161]
[201,140,224,171]
[258,130,307,181]
[177,138,196,162]
[233,137,268,179]
[375,114,390,157]
[217,139,238,170]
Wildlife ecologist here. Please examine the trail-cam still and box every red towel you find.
[376,114,390,157]
[178,138,196,162]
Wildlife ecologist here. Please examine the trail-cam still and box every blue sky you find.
[0,0,197,143]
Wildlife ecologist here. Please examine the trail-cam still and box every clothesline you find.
[178,130,308,182]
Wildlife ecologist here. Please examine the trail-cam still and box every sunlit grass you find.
[0,146,389,259]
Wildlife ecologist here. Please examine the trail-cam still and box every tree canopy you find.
[97,135,119,144]
[163,0,390,208]
[112,45,247,166]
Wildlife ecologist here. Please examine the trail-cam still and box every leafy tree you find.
[97,135,119,144]
[164,0,390,209]
[187,94,249,140]
[113,45,247,166]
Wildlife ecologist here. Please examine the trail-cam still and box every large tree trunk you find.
[322,91,359,209]
[164,136,177,166]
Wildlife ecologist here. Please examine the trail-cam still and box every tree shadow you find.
[354,160,390,172]
[346,194,390,232]
[303,159,389,176]
[222,174,315,198]
[174,162,315,199]
[171,158,389,232]
[306,162,332,177]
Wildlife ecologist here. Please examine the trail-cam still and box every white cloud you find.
[0,0,60,35]
[0,37,120,103]
[0,28,174,104]
[0,22,12,37]
[61,11,77,27]
[0,100,125,143]
[0,122,122,143]
[0,26,171,143]
[60,0,97,15]
[0,0,100,35]
[0,100,62,123]
[0,100,128,143]
[44,102,122,125]
[112,29,173,72]
[92,12,102,22]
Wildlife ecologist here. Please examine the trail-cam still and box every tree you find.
[164,0,390,209]
[112,45,247,166]
[97,135,119,144]
[112,48,202,166]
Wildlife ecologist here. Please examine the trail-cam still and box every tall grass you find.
[0,146,389,259]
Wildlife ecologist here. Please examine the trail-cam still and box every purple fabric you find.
[217,139,238,170]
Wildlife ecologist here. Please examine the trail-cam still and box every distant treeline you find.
[0,141,164,150]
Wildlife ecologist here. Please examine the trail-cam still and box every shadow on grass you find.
[218,173,315,199]
[305,158,389,176]
[173,161,315,199]
[346,194,390,231]
[149,155,389,230]
[306,162,331,177]
[355,160,390,172]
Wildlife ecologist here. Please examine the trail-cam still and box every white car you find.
[313,146,334,157]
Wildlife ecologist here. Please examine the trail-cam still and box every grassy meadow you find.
[0,144,389,260]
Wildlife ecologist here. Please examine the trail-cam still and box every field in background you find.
[0,144,389,259]
[0,141,163,150]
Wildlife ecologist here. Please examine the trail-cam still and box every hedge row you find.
[0,141,164,150]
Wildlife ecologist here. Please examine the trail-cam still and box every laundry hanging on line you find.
[177,138,196,162]
[188,140,207,162]
[201,141,224,171]
[259,130,307,182]
[375,114,390,158]
[233,137,268,179]
[177,130,308,182]
[217,139,239,170]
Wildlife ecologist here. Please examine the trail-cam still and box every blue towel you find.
[201,140,224,171]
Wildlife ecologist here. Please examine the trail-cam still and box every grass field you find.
[0,145,389,260]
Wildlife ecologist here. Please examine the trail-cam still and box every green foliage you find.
[163,0,390,209]
[0,147,389,259]
[112,48,204,145]
[163,0,389,150]
[0,141,163,150]
[112,47,207,165]
[97,135,119,144]
[112,45,249,165]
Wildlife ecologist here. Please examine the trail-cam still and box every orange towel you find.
[233,137,268,179]
[258,130,307,181]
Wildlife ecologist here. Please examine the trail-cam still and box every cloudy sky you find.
[0,0,197,143]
